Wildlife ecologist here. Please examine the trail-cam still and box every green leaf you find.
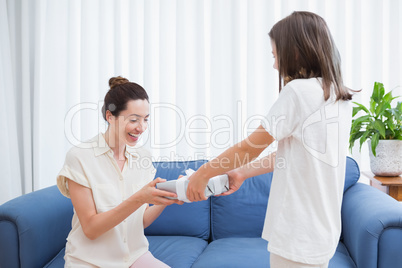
[372,82,384,103]
[385,118,395,132]
[373,119,386,138]
[393,102,402,120]
[352,102,370,117]
[397,101,402,112]
[375,101,385,117]
[350,131,364,142]
[382,109,393,120]
[385,128,395,139]
[349,131,365,151]
[359,130,372,151]
[382,91,395,104]
[351,115,372,128]
[371,133,380,157]
[370,98,376,114]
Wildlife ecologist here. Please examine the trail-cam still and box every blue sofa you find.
[1,157,402,268]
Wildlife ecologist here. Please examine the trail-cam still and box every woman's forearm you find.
[69,178,180,240]
[77,190,145,240]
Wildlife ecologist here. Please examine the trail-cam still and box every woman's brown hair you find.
[101,76,149,121]
[269,11,352,101]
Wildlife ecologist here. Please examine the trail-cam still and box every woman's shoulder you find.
[64,134,101,161]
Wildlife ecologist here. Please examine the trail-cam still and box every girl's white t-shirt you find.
[57,133,156,268]
[261,78,352,264]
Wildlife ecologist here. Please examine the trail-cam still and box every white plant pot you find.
[368,140,402,176]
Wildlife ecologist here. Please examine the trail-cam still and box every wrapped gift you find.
[156,169,229,202]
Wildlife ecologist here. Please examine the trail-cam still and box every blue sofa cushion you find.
[341,183,402,268]
[0,220,19,268]
[378,228,402,268]
[329,242,357,267]
[43,248,65,268]
[145,160,210,240]
[192,238,356,268]
[192,238,270,268]
[148,236,208,268]
[0,186,73,268]
[211,157,360,240]
[211,173,272,240]
[43,236,209,268]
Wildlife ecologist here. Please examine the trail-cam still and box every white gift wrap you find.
[156,169,229,203]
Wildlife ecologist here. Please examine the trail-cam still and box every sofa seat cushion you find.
[330,242,357,268]
[148,236,208,268]
[192,238,356,268]
[43,248,65,268]
[44,237,208,268]
[193,237,269,268]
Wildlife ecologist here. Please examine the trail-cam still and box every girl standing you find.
[186,11,353,268]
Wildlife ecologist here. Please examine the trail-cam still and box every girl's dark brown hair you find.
[102,76,149,121]
[269,11,353,101]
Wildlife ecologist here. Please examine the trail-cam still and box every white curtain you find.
[1,0,402,204]
[1,0,23,204]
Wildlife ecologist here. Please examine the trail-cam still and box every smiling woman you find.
[55,76,183,267]
[102,77,150,159]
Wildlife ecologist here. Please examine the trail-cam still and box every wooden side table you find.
[363,171,402,201]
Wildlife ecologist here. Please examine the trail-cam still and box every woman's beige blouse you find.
[57,133,156,268]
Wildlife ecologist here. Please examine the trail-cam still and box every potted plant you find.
[349,82,402,176]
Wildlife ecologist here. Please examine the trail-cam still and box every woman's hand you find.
[141,178,184,228]
[137,178,184,206]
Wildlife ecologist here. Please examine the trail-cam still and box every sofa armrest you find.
[341,183,402,268]
[0,186,73,268]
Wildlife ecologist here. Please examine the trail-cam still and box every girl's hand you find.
[218,169,246,196]
[137,178,184,206]
[187,173,209,202]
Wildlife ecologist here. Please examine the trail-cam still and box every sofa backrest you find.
[344,156,360,192]
[0,186,73,268]
[211,172,272,241]
[0,157,359,267]
[145,160,211,240]
[210,156,360,240]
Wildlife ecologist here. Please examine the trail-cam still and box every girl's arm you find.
[186,125,275,201]
[220,152,276,196]
[68,177,181,240]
